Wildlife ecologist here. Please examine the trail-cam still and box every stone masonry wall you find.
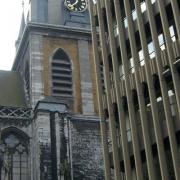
[43,37,82,114]
[30,34,44,107]
[32,111,51,180]
[70,116,104,180]
[78,40,94,115]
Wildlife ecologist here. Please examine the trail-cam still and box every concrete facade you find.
[90,0,180,179]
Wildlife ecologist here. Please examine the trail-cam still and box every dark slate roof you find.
[0,70,27,107]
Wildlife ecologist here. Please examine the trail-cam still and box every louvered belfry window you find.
[51,49,73,97]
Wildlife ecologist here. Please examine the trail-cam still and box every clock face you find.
[65,0,87,12]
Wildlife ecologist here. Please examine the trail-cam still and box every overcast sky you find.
[0,0,27,70]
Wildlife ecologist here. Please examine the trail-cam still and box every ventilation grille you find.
[51,50,73,98]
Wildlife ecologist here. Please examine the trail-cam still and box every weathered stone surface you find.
[78,40,94,115]
[30,34,44,107]
[31,112,104,180]
[43,37,82,114]
[70,116,104,180]
[5,4,103,179]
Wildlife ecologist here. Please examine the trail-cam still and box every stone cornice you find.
[12,22,92,70]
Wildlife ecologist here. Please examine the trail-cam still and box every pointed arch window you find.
[0,128,29,180]
[51,49,73,97]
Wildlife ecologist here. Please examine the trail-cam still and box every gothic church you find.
[0,0,103,179]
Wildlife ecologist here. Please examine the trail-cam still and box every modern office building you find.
[89,0,180,179]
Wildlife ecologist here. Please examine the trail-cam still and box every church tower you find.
[0,0,103,179]
[13,0,98,115]
[29,0,90,28]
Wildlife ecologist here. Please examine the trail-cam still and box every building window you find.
[51,49,73,98]
[0,128,29,180]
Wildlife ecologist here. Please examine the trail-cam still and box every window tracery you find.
[0,130,29,180]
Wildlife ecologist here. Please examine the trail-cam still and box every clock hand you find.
[71,0,78,6]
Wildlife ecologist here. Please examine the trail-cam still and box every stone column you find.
[33,111,51,180]
[55,113,61,180]
[78,40,94,115]
[30,34,44,107]
[50,112,58,180]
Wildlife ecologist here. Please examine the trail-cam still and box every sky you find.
[0,0,27,70]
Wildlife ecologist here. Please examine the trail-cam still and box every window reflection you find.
[111,1,176,77]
